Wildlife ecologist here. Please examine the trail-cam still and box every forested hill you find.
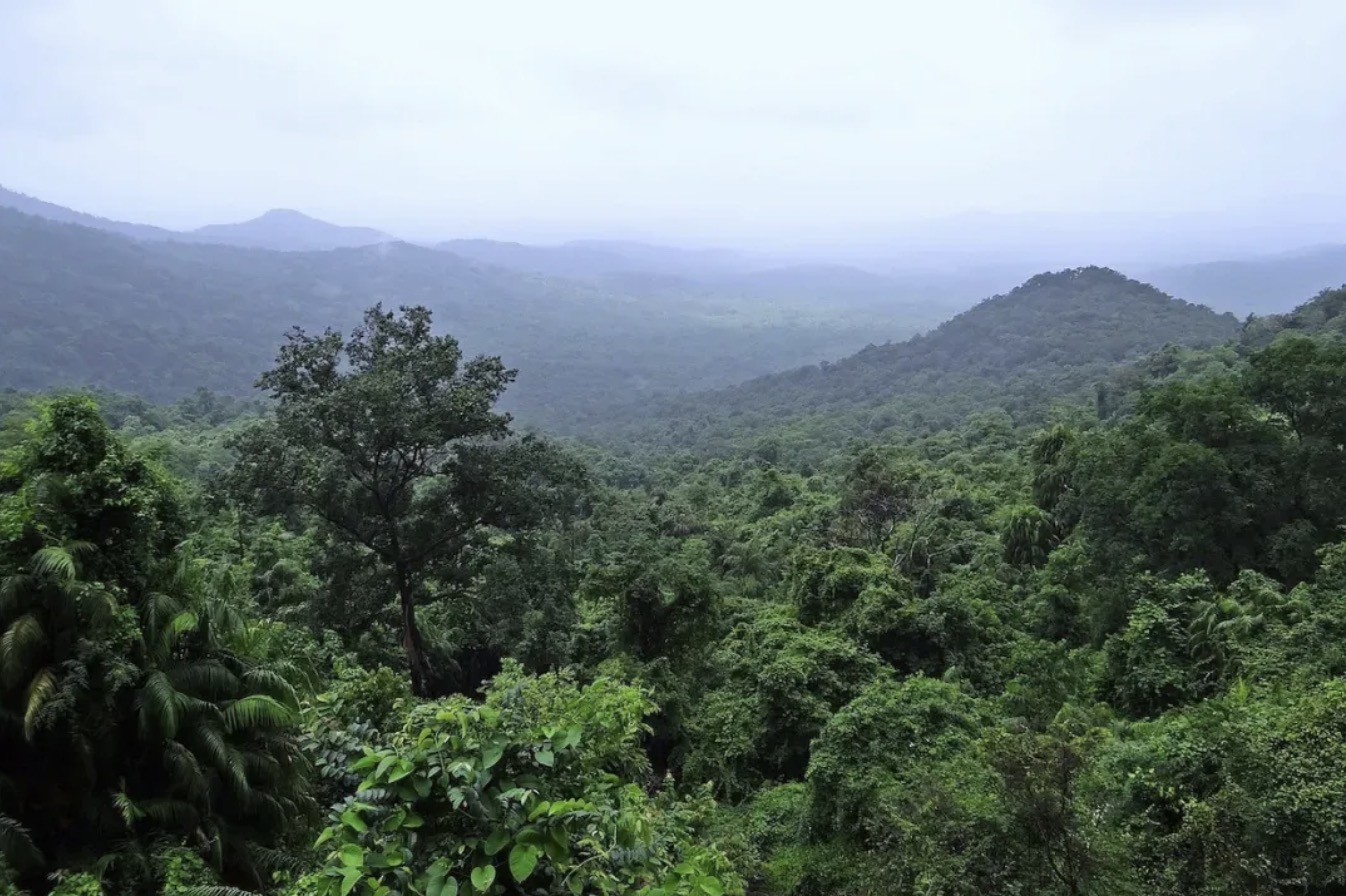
[0,207,933,430]
[593,266,1241,457]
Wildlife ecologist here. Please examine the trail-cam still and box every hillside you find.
[1146,245,1346,316]
[0,208,936,430]
[594,266,1242,458]
[0,184,179,241]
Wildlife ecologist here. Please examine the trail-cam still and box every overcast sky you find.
[2,0,1345,254]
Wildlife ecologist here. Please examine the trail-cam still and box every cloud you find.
[0,0,1344,251]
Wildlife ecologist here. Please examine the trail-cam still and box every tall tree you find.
[227,305,581,696]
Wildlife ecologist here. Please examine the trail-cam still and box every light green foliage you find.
[303,666,740,896]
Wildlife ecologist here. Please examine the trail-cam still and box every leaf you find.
[341,808,368,834]
[482,742,504,769]
[22,667,58,741]
[470,864,495,892]
[31,545,77,581]
[483,828,510,856]
[508,844,539,883]
[534,748,555,767]
[1,613,46,688]
[700,877,724,896]
[339,844,364,868]
[340,868,361,896]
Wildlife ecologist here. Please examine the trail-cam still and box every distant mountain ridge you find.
[0,207,940,431]
[189,208,394,251]
[0,185,179,241]
[0,185,394,252]
[1145,245,1346,317]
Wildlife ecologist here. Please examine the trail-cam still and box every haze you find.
[3,0,1345,265]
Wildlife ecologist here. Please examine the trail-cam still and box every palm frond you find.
[136,797,200,831]
[222,696,293,735]
[139,670,182,740]
[163,739,209,803]
[168,662,239,701]
[144,592,184,641]
[155,609,200,659]
[192,724,250,799]
[0,813,44,872]
[22,667,57,740]
[113,791,144,825]
[0,574,34,623]
[181,887,263,896]
[1,614,47,689]
[30,545,79,582]
[239,669,299,709]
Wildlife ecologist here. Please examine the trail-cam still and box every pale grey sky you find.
[2,0,1345,252]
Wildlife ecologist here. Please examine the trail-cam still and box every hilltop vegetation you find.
[593,266,1240,460]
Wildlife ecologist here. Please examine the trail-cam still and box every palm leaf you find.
[192,723,250,799]
[22,667,57,740]
[163,739,209,803]
[0,573,34,623]
[139,670,182,740]
[136,797,200,830]
[30,545,78,582]
[155,609,200,659]
[181,887,263,896]
[222,695,293,734]
[0,813,44,872]
[168,661,239,701]
[113,791,144,825]
[239,669,300,709]
[1,613,47,688]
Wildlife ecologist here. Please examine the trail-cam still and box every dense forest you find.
[593,267,1241,461]
[3,223,1346,896]
[0,207,956,433]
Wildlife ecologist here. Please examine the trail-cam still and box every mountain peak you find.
[190,209,393,251]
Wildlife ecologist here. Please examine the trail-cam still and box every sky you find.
[2,0,1346,259]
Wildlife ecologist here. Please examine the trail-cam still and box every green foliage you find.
[0,400,313,894]
[226,304,584,695]
[303,666,740,896]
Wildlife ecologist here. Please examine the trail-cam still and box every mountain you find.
[189,208,394,251]
[0,185,179,241]
[0,208,937,431]
[593,267,1243,458]
[0,186,395,252]
[1145,245,1346,317]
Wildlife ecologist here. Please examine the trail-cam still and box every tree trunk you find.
[395,561,434,697]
